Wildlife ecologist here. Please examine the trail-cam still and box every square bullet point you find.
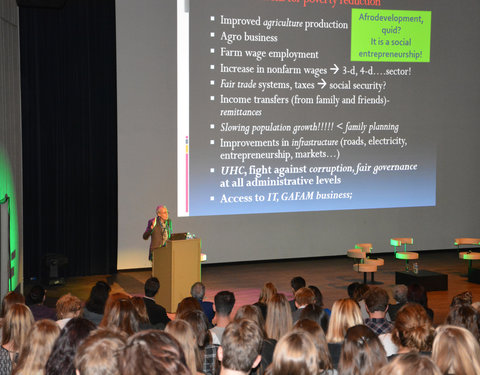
[210,16,215,21]
[210,65,215,70]
[210,168,215,173]
[210,196,215,201]
[210,140,215,145]
[210,124,215,129]
[210,48,215,54]
[210,96,215,101]
[210,32,215,37]
[210,80,215,85]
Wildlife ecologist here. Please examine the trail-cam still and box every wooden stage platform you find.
[40,249,480,325]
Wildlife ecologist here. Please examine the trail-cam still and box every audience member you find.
[131,296,153,330]
[45,317,96,375]
[13,319,60,375]
[265,293,293,341]
[308,285,331,316]
[364,287,393,335]
[445,303,480,341]
[74,329,125,375]
[326,298,363,368]
[0,292,25,338]
[0,304,34,373]
[432,325,480,375]
[337,324,387,375]
[120,330,191,375]
[299,304,329,334]
[191,282,215,325]
[407,284,434,321]
[177,297,203,320]
[450,290,473,307]
[218,320,262,375]
[347,282,361,299]
[266,331,318,375]
[289,276,306,312]
[83,281,110,326]
[56,294,82,329]
[99,298,139,336]
[352,284,370,320]
[293,319,335,374]
[292,287,315,323]
[254,282,277,320]
[143,277,170,328]
[26,285,56,321]
[166,319,203,375]
[210,291,235,345]
[375,352,441,375]
[388,285,407,321]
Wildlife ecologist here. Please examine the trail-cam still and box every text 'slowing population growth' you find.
[178,0,435,217]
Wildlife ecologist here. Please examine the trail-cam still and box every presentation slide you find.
[178,0,435,217]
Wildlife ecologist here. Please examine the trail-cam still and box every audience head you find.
[214,291,236,317]
[265,293,293,341]
[85,281,110,315]
[28,284,46,305]
[391,303,434,352]
[219,320,263,374]
[407,283,428,307]
[445,303,480,341]
[99,297,139,336]
[190,281,206,301]
[451,291,473,307]
[1,291,25,318]
[176,297,202,319]
[258,282,277,304]
[338,324,387,375]
[181,309,211,370]
[299,304,329,333]
[74,329,125,375]
[365,287,389,315]
[102,292,131,320]
[290,276,306,292]
[294,287,315,308]
[56,293,82,320]
[144,277,160,298]
[13,319,60,375]
[268,331,318,375]
[1,303,34,352]
[45,317,96,375]
[352,284,369,302]
[120,330,190,375]
[233,304,266,336]
[307,285,324,307]
[165,319,199,375]
[432,325,480,375]
[326,298,363,343]
[130,296,150,324]
[293,319,333,371]
[392,285,408,304]
[347,282,361,299]
[375,352,441,375]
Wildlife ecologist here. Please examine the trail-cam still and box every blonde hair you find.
[56,293,82,319]
[265,293,292,340]
[1,303,34,352]
[165,319,198,375]
[258,282,277,304]
[432,325,480,375]
[13,319,60,375]
[326,298,362,343]
[376,352,441,375]
[391,303,434,352]
[267,331,319,375]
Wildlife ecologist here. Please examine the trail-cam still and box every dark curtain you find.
[20,0,117,279]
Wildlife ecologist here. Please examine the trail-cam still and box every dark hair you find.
[45,317,96,375]
[144,277,160,298]
[181,309,211,371]
[364,287,389,313]
[446,304,480,341]
[308,285,324,307]
[99,298,140,336]
[176,297,202,319]
[1,291,25,317]
[120,330,190,375]
[352,284,369,302]
[451,291,473,307]
[347,282,361,299]
[214,291,235,316]
[407,284,428,307]
[300,304,329,333]
[28,284,46,304]
[85,281,111,314]
[290,276,306,292]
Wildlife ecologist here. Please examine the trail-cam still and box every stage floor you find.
[39,250,480,325]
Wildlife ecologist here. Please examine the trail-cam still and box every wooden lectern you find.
[152,238,201,313]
